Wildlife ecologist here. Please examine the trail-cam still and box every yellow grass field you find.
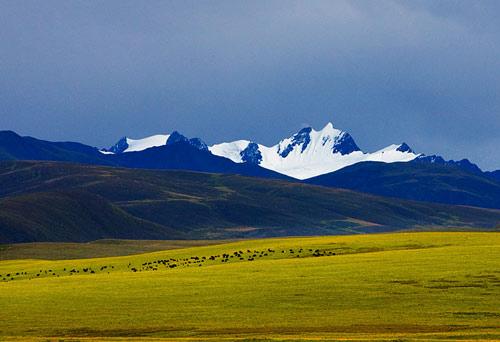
[0,232,499,341]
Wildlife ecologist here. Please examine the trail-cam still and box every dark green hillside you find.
[0,161,499,243]
[0,190,184,243]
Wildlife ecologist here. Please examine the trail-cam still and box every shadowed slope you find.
[0,161,499,243]
[307,161,500,209]
[0,130,289,180]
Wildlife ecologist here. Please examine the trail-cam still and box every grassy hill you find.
[0,232,499,341]
[307,161,500,209]
[1,161,500,243]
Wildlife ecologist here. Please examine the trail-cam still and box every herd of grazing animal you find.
[0,265,116,282]
[0,247,337,282]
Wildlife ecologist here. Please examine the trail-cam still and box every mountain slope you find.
[0,131,111,165]
[209,123,420,179]
[306,161,500,209]
[413,154,483,173]
[486,170,500,182]
[0,190,183,243]
[103,131,210,154]
[105,134,170,153]
[0,161,499,243]
[108,142,290,180]
[0,131,288,180]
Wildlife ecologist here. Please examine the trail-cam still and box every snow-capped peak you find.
[103,134,170,154]
[364,143,419,164]
[166,132,209,151]
[318,122,341,138]
[209,122,420,179]
[125,135,170,153]
[103,122,421,180]
[103,131,209,154]
[276,122,360,158]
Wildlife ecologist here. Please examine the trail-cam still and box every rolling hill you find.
[0,161,499,243]
[307,161,500,209]
[1,233,499,340]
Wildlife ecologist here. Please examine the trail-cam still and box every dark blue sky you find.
[1,1,499,170]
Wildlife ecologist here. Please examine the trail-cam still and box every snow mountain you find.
[103,131,208,154]
[103,123,421,179]
[105,134,170,153]
[209,123,420,179]
[1,128,498,211]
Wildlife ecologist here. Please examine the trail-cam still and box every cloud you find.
[0,0,499,169]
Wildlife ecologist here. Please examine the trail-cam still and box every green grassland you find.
[0,232,499,341]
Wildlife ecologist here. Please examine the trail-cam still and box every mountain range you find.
[1,123,499,210]
[103,122,421,180]
[101,122,497,182]
[0,130,288,180]
[209,123,420,179]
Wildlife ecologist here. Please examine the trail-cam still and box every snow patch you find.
[209,140,252,163]
[123,135,170,152]
[209,123,420,180]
